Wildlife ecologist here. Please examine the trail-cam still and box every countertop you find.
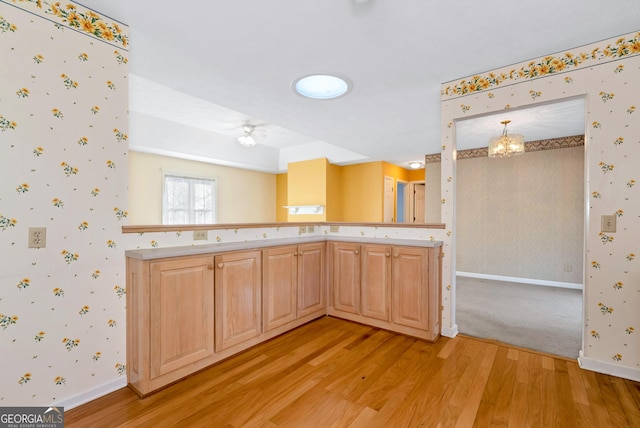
[125,235,443,260]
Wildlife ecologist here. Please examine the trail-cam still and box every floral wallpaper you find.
[441,31,640,380]
[0,0,129,406]
[123,224,447,251]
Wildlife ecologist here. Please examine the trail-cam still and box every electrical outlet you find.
[193,230,208,240]
[28,227,46,248]
[329,225,339,233]
[564,263,572,272]
[307,225,314,233]
[298,226,306,234]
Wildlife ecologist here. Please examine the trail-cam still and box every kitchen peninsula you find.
[124,222,444,396]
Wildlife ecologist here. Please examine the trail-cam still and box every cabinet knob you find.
[207,264,214,270]
[217,263,224,269]
[393,253,399,258]
[386,252,391,257]
[355,250,359,255]
[294,252,299,256]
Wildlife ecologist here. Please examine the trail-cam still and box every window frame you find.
[161,170,217,225]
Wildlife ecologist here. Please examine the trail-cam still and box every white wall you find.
[128,151,276,224]
[425,161,442,223]
[441,32,640,380]
[456,146,584,283]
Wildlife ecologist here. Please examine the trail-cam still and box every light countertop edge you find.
[125,235,443,260]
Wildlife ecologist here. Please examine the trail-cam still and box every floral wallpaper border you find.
[1,0,128,49]
[424,135,584,163]
[442,32,640,98]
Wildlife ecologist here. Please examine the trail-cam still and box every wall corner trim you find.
[441,324,458,338]
[56,378,127,411]
[578,351,640,382]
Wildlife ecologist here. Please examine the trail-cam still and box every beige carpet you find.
[455,276,582,359]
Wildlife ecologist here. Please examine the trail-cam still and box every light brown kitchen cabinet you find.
[126,237,440,397]
[150,256,215,378]
[361,244,392,321]
[391,246,430,331]
[263,243,326,332]
[329,242,361,314]
[127,255,216,396]
[262,245,297,331]
[328,241,441,342]
[214,250,262,351]
[296,242,326,316]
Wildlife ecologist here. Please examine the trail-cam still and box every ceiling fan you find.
[237,124,257,147]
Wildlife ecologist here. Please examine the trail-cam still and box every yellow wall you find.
[278,158,425,223]
[128,151,276,224]
[326,162,343,221]
[408,168,425,182]
[287,158,328,221]
[341,162,383,222]
[276,173,288,222]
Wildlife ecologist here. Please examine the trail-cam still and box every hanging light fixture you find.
[488,120,525,158]
[237,124,256,147]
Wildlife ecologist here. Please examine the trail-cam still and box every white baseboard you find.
[441,324,458,338]
[578,351,640,382]
[456,271,583,290]
[56,377,127,410]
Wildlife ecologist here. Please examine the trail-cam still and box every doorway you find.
[396,180,408,223]
[452,98,586,358]
[411,181,425,223]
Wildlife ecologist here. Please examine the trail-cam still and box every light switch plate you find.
[601,215,616,233]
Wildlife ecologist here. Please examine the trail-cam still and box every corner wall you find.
[440,31,640,380]
[0,1,129,405]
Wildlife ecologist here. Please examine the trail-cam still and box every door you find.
[361,244,391,321]
[413,182,425,223]
[215,250,262,351]
[384,176,394,222]
[263,246,298,332]
[298,242,325,317]
[149,256,214,379]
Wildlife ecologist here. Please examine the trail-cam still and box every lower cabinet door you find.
[263,245,298,332]
[297,243,325,317]
[392,247,429,330]
[361,244,392,321]
[215,250,262,351]
[330,242,361,314]
[149,256,214,379]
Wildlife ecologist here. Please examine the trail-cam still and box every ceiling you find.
[79,0,639,173]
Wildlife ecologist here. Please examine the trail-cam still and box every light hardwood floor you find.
[65,317,640,427]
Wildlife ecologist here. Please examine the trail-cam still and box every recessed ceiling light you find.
[293,74,351,99]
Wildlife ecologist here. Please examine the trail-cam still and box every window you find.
[162,174,216,224]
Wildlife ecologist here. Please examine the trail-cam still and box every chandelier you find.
[488,120,525,158]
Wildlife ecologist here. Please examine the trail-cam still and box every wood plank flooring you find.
[65,317,640,427]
